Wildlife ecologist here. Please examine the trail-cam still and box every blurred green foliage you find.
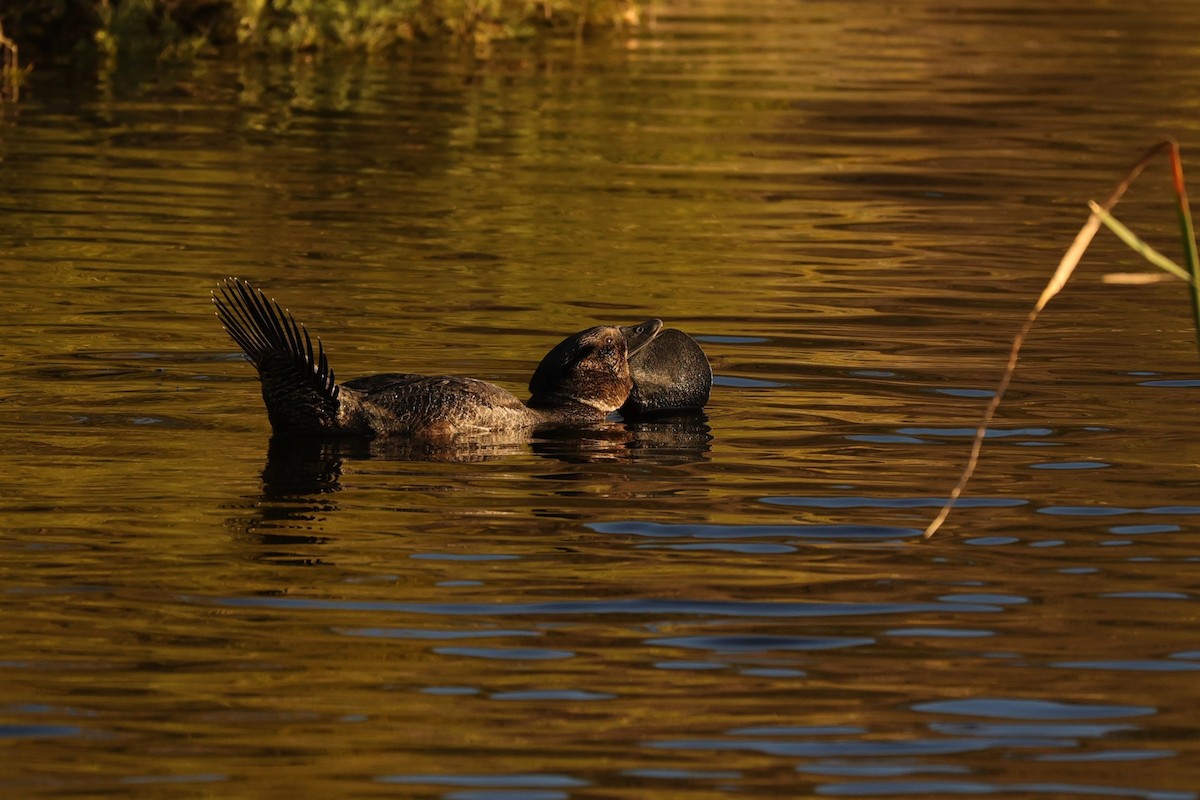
[237,0,423,52]
[1,0,640,73]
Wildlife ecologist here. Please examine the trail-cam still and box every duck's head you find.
[528,319,663,414]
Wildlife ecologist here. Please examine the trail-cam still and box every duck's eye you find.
[604,335,614,346]
[634,325,644,335]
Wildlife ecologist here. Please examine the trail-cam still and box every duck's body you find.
[213,279,661,439]
[337,374,562,437]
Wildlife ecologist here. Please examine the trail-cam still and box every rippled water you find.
[4,1,1200,797]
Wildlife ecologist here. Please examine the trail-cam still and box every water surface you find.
[3,1,1200,797]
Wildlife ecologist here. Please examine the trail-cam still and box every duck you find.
[213,278,663,439]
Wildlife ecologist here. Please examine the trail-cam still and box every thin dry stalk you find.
[923,140,1179,539]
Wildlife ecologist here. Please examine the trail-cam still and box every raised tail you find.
[213,278,342,435]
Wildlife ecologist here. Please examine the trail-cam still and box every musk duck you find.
[213,278,665,439]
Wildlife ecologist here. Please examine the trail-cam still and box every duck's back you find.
[342,374,538,438]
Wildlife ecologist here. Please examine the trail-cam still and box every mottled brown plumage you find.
[213,279,661,439]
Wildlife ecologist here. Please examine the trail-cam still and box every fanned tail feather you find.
[213,278,341,434]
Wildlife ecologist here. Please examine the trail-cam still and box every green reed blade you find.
[1168,141,1200,353]
[1088,201,1194,283]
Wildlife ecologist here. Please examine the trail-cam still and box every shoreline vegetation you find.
[1,0,641,92]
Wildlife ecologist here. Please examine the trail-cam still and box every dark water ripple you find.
[205,595,1004,618]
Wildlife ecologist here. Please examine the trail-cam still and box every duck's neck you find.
[525,396,612,423]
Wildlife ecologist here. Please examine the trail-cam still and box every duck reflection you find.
[232,437,356,565]
[262,412,711,493]
[532,413,713,464]
[232,414,711,565]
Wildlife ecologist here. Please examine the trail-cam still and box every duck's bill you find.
[620,319,664,356]
[621,328,712,416]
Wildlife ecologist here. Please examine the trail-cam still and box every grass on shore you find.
[2,0,641,82]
